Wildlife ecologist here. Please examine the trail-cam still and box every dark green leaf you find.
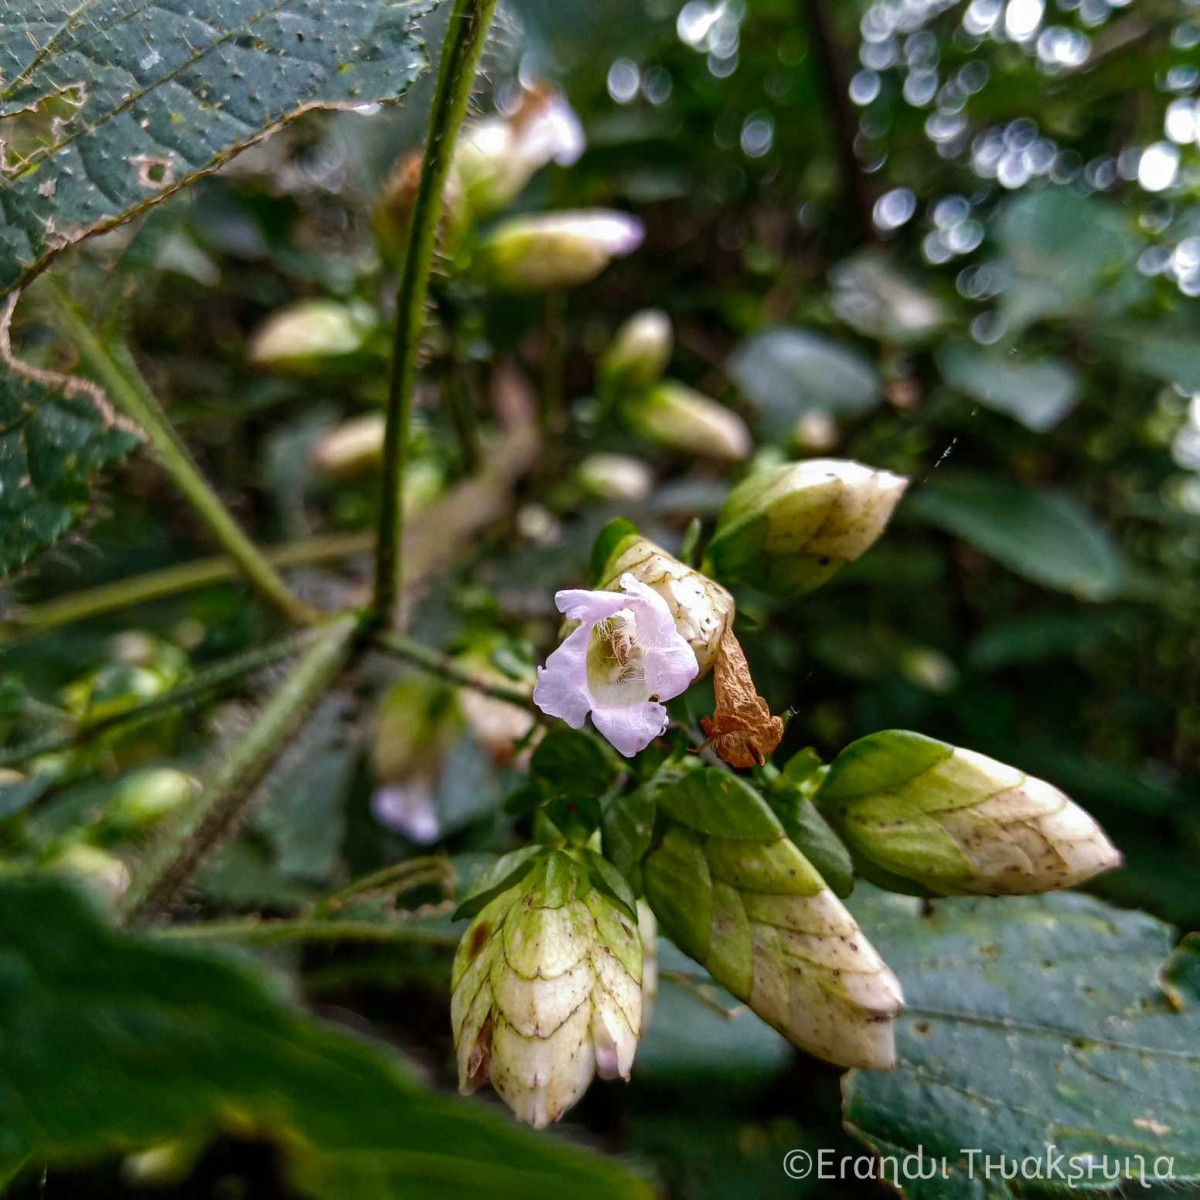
[844,888,1200,1192]
[531,727,616,797]
[769,791,853,898]
[0,0,438,296]
[601,782,659,881]
[0,376,140,575]
[0,873,650,1197]
[907,474,1124,600]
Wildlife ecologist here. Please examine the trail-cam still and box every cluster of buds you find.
[704,458,908,598]
[816,731,1121,895]
[451,850,646,1127]
[643,766,904,1069]
[599,310,752,462]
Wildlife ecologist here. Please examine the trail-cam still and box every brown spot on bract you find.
[468,921,491,959]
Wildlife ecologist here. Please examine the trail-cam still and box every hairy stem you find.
[0,632,308,770]
[315,855,456,914]
[2,532,372,642]
[155,917,459,949]
[47,282,316,626]
[374,0,500,623]
[120,613,361,923]
[373,629,541,713]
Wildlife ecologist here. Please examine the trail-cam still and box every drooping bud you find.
[373,149,468,266]
[599,310,673,395]
[248,299,377,376]
[643,767,903,1069]
[451,850,643,1127]
[45,842,131,902]
[576,453,655,503]
[593,526,734,677]
[482,210,644,292]
[816,730,1122,895]
[454,84,585,218]
[704,459,907,597]
[626,381,752,463]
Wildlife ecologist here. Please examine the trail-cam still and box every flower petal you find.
[617,573,678,645]
[553,587,629,625]
[591,701,670,757]
[533,624,594,727]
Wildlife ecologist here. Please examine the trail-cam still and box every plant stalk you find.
[155,917,459,949]
[373,629,541,713]
[120,613,361,923]
[373,0,500,624]
[47,282,316,626]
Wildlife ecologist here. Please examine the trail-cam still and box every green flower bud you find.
[704,458,907,597]
[643,769,902,1069]
[575,453,655,502]
[599,310,673,394]
[594,530,734,676]
[373,675,464,784]
[626,381,752,463]
[482,210,644,292]
[451,851,643,1128]
[817,731,1122,895]
[248,299,377,375]
[100,767,198,837]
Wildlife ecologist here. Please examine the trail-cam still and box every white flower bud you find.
[599,310,673,393]
[483,210,644,292]
[818,731,1122,895]
[451,853,643,1127]
[705,458,907,597]
[626,381,752,463]
[248,300,376,375]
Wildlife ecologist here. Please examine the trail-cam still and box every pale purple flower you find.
[533,573,699,757]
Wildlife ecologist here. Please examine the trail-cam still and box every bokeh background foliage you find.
[1,0,1200,1195]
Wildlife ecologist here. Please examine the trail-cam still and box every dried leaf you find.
[701,628,784,768]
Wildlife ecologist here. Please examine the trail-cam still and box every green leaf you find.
[581,849,638,920]
[907,474,1123,600]
[728,327,881,434]
[0,375,140,575]
[451,846,543,920]
[590,517,641,583]
[769,791,854,899]
[0,873,650,1198]
[0,0,438,296]
[655,767,783,840]
[601,781,659,881]
[844,888,1200,1192]
[937,345,1079,433]
[531,727,616,797]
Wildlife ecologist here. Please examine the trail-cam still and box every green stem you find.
[120,613,361,923]
[3,532,372,642]
[315,855,455,914]
[374,0,500,624]
[443,351,481,473]
[155,917,459,949]
[373,629,542,714]
[47,281,315,626]
[0,632,307,770]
